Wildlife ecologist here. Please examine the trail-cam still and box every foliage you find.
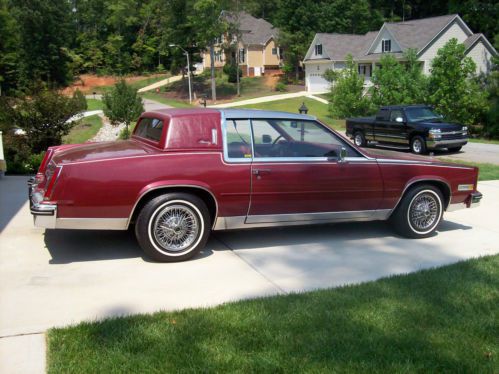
[103,80,144,139]
[370,49,428,106]
[222,63,242,83]
[72,90,88,112]
[482,38,499,138]
[0,0,19,96]
[3,88,86,153]
[326,56,373,118]
[274,82,287,92]
[428,38,489,130]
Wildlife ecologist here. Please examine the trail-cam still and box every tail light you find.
[43,162,62,200]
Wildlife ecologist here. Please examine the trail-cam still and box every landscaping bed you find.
[63,115,103,144]
[47,255,498,373]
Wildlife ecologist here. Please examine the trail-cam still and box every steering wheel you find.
[271,135,284,145]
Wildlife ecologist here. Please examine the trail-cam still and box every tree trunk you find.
[210,44,217,102]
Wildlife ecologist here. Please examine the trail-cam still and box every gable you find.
[418,20,470,61]
[369,27,402,54]
[304,35,331,61]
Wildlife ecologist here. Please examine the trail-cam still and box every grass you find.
[240,97,345,130]
[85,98,103,111]
[63,115,102,144]
[140,91,195,108]
[47,255,499,373]
[440,158,499,181]
[468,137,499,145]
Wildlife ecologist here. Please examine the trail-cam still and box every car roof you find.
[141,108,316,121]
[380,104,430,110]
[221,109,316,121]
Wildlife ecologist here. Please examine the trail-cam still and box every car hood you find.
[51,140,159,165]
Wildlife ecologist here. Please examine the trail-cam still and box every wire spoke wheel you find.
[153,204,199,252]
[409,192,439,232]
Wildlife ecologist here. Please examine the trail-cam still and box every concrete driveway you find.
[1,176,499,372]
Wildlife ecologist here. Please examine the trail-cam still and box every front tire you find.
[135,193,210,262]
[353,131,367,147]
[410,136,427,154]
[448,146,462,152]
[390,185,444,238]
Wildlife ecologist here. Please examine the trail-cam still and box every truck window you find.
[376,109,389,121]
[389,110,404,122]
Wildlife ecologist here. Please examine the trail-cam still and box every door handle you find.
[252,169,271,176]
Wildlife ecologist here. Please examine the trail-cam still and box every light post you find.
[169,44,192,104]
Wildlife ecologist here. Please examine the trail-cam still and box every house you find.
[303,14,498,93]
[201,11,282,77]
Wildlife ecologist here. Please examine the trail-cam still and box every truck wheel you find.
[390,184,444,238]
[353,131,367,147]
[410,136,427,154]
[448,146,462,153]
[135,193,211,262]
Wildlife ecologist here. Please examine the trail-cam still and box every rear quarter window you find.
[135,118,164,142]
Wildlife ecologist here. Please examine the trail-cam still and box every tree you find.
[428,38,489,129]
[369,49,428,106]
[103,80,144,139]
[3,88,86,153]
[0,0,20,95]
[326,55,372,118]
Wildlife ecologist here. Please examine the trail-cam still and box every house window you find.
[272,47,277,55]
[382,39,391,53]
[279,48,284,59]
[214,51,222,62]
[358,64,371,78]
[239,48,246,64]
[314,44,323,56]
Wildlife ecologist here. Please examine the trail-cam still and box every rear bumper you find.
[29,179,57,229]
[447,191,482,212]
[427,139,467,149]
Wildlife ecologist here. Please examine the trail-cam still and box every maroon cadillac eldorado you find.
[29,108,482,262]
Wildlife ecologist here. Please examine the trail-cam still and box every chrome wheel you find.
[412,138,422,153]
[407,191,441,234]
[354,134,363,146]
[152,204,200,252]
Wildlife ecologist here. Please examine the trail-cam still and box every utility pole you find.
[169,44,192,103]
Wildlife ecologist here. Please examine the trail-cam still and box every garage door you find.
[307,73,330,93]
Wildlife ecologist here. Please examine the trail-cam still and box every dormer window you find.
[382,39,391,53]
[314,44,323,56]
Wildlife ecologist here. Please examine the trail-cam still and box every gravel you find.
[91,115,126,142]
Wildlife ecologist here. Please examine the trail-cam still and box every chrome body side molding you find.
[213,209,392,231]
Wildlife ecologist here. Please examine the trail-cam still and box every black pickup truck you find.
[346,105,468,154]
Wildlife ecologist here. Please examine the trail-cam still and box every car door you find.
[247,118,384,224]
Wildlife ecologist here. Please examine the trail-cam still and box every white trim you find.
[366,24,402,55]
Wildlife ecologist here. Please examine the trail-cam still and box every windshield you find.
[405,107,441,122]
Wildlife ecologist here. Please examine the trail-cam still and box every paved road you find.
[1,176,498,372]
[432,141,499,165]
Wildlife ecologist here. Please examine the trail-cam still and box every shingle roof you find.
[463,33,483,50]
[223,11,278,46]
[384,14,458,51]
[307,14,474,62]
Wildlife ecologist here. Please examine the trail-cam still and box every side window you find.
[224,119,252,160]
[135,118,164,142]
[376,109,389,121]
[252,120,281,146]
[389,110,404,123]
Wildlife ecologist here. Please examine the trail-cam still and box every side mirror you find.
[262,134,272,144]
[395,117,404,123]
[339,147,347,163]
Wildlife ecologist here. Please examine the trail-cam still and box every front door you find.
[247,118,384,223]
[374,109,408,146]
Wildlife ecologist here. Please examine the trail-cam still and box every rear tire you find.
[353,131,367,147]
[135,193,211,262]
[448,146,462,152]
[410,136,427,154]
[390,184,444,238]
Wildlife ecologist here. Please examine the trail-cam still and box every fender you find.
[392,175,452,213]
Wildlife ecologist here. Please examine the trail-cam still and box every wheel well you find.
[129,186,218,227]
[393,180,451,213]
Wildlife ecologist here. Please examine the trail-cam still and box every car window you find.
[135,118,164,142]
[224,119,252,159]
[389,110,404,122]
[252,119,357,158]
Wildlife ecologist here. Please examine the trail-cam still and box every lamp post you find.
[169,44,192,104]
[299,102,308,114]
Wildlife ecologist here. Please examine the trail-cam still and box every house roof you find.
[305,14,498,62]
[222,11,279,46]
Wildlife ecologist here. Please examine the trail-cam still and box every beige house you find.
[202,11,282,77]
[303,14,498,93]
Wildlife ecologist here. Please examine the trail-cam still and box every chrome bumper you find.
[447,191,482,212]
[427,138,467,149]
[29,179,57,229]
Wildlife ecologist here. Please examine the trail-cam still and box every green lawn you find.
[127,74,170,91]
[47,255,498,373]
[63,115,102,144]
[441,158,499,181]
[468,137,499,145]
[85,98,103,111]
[140,92,194,108]
[240,97,345,130]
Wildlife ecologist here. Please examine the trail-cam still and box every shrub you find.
[275,82,287,92]
[72,89,87,112]
[223,63,242,83]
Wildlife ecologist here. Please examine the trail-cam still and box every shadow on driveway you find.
[0,175,30,233]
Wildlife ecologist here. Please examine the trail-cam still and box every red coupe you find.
[29,109,482,262]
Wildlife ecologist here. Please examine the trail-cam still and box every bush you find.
[223,63,242,83]
[275,82,287,92]
[2,133,45,174]
[72,89,87,112]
